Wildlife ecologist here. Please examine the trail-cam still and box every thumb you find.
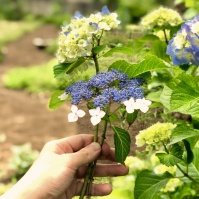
[67,142,101,169]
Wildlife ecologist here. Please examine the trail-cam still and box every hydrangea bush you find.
[50,5,199,199]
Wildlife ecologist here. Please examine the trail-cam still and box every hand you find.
[1,134,128,199]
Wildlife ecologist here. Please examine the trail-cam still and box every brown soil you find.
[0,24,150,180]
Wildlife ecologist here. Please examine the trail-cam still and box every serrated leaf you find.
[170,74,199,115]
[134,170,172,199]
[170,123,199,145]
[109,113,120,122]
[126,110,138,126]
[112,126,131,164]
[103,46,133,57]
[92,45,106,54]
[108,54,168,78]
[49,90,67,109]
[53,58,85,78]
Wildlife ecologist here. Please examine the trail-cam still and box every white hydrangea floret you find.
[89,107,105,126]
[68,105,86,122]
[134,98,152,113]
[123,97,137,113]
[58,92,68,101]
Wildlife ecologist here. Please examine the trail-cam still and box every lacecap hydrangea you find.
[59,69,151,125]
[140,7,183,31]
[136,122,176,149]
[56,6,120,63]
[166,14,199,66]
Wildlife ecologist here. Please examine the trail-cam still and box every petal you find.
[144,99,152,106]
[71,105,78,113]
[126,106,134,113]
[68,113,78,122]
[77,110,86,118]
[58,93,68,100]
[95,107,101,114]
[90,116,101,126]
[140,105,149,113]
[99,110,105,118]
[89,109,97,116]
[123,100,130,107]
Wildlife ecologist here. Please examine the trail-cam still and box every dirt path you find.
[0,24,79,171]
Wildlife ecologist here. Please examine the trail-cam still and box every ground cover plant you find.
[47,4,199,199]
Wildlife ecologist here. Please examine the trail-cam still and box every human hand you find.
[1,134,128,199]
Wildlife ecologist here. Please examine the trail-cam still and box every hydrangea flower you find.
[140,7,183,30]
[56,6,120,63]
[136,122,176,149]
[89,107,105,125]
[68,105,86,122]
[58,92,68,100]
[166,14,199,66]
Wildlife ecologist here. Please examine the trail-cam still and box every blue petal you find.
[101,6,110,15]
[73,11,84,19]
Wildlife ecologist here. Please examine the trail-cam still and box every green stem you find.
[163,29,168,45]
[93,52,100,74]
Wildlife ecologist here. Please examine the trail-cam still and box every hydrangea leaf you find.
[103,46,133,57]
[49,90,68,109]
[169,74,199,115]
[126,110,138,126]
[53,57,85,78]
[183,140,194,164]
[108,54,168,78]
[112,126,130,164]
[134,170,172,199]
[170,123,199,145]
[156,144,183,166]
[92,45,106,54]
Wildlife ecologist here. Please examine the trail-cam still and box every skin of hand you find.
[1,134,129,199]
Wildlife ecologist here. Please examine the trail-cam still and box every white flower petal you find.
[71,105,78,113]
[76,110,86,118]
[58,93,68,100]
[144,99,152,106]
[68,113,78,122]
[123,100,130,106]
[89,109,97,116]
[140,105,149,113]
[126,106,134,113]
[99,110,105,118]
[90,116,101,126]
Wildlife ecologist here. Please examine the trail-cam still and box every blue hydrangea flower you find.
[101,6,110,15]
[166,14,199,66]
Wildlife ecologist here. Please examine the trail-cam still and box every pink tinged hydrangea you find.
[68,105,85,122]
[123,97,137,113]
[89,107,105,126]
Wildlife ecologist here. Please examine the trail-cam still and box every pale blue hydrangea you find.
[166,14,199,66]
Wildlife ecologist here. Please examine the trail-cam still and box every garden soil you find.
[0,24,149,180]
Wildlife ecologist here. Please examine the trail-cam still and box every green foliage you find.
[134,170,172,199]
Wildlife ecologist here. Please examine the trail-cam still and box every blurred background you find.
[0,0,199,196]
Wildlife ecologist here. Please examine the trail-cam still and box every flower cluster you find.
[136,122,176,149]
[167,14,199,66]
[140,7,183,31]
[56,6,120,63]
[59,69,150,125]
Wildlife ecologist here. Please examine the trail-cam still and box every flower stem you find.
[93,52,100,74]
[163,29,168,44]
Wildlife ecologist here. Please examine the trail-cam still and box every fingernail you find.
[90,142,101,151]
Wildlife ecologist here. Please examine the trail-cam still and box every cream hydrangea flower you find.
[56,6,120,63]
[140,7,183,30]
[135,122,176,148]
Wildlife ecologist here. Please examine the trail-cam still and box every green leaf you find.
[108,54,168,78]
[126,110,138,126]
[53,58,85,78]
[183,140,194,164]
[146,90,162,103]
[134,170,172,199]
[150,40,170,62]
[92,45,106,54]
[156,144,183,166]
[103,46,133,57]
[170,123,199,145]
[112,126,131,164]
[170,74,199,115]
[49,90,67,109]
[109,113,120,122]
